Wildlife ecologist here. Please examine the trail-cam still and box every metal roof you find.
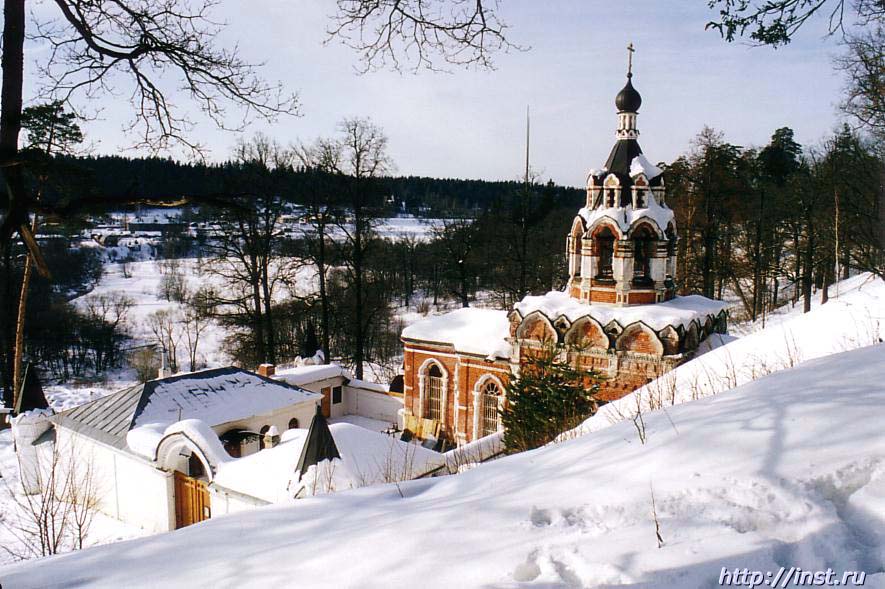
[52,367,319,453]
[52,383,145,449]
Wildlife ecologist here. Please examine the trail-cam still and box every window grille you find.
[480,381,501,437]
[427,366,444,421]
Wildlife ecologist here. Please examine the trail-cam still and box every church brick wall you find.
[402,342,510,443]
[589,289,617,303]
[627,291,657,305]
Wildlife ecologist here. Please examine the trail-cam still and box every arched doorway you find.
[155,434,213,529]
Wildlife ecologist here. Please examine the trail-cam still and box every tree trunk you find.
[353,208,364,380]
[317,223,330,365]
[13,215,38,405]
[1,0,26,410]
[802,223,814,313]
[260,258,276,365]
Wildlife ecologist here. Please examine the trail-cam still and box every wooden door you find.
[173,470,210,529]
[321,386,331,418]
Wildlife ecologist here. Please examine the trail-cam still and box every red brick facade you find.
[402,308,727,445]
[402,341,511,444]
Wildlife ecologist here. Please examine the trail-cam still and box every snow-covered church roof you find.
[401,307,511,360]
[514,291,728,332]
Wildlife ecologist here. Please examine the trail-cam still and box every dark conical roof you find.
[14,362,49,415]
[295,405,341,478]
[615,76,642,113]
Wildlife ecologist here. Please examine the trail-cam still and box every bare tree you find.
[835,24,885,143]
[128,346,159,383]
[329,0,518,72]
[306,118,392,378]
[2,437,101,559]
[201,135,295,366]
[431,212,480,307]
[182,304,210,373]
[147,309,181,374]
[706,0,884,46]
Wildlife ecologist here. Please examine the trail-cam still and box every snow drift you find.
[2,342,884,588]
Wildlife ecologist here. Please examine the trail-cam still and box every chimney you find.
[157,348,169,379]
[258,363,275,377]
[263,425,281,449]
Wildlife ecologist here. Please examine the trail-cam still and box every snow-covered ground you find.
[582,273,884,433]
[0,428,148,566]
[2,340,883,587]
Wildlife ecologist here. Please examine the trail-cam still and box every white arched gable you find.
[587,217,624,240]
[155,432,216,481]
[570,216,585,237]
[416,357,449,424]
[627,218,665,240]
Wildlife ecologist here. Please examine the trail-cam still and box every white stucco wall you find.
[55,428,174,533]
[214,398,319,438]
[208,484,269,517]
[344,387,402,423]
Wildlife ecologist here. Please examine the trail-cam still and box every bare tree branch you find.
[33,0,300,156]
[328,0,521,72]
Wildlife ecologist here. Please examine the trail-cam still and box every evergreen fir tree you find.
[301,322,320,359]
[501,347,602,453]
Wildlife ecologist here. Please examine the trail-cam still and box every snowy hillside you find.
[3,342,884,588]
[582,273,885,433]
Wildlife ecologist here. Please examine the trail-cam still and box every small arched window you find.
[480,380,502,437]
[633,226,655,284]
[258,425,271,450]
[665,224,677,258]
[288,417,299,430]
[595,227,615,280]
[426,364,444,421]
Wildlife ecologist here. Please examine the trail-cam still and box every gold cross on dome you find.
[627,42,635,76]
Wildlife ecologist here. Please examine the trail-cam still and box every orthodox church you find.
[401,52,728,446]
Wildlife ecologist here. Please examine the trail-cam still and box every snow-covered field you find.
[2,339,883,587]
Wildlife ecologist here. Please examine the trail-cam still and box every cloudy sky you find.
[24,1,848,187]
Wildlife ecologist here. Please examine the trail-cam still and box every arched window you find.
[573,235,583,278]
[665,224,677,258]
[632,226,655,284]
[426,364,444,421]
[258,425,270,450]
[288,417,299,430]
[595,227,615,280]
[480,380,502,437]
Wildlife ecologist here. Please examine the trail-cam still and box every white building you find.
[16,367,321,532]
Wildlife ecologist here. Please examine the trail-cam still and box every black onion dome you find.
[615,76,642,113]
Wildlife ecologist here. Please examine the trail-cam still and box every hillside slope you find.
[2,342,884,588]
[583,273,885,433]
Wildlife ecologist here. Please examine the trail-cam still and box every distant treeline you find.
[51,154,584,214]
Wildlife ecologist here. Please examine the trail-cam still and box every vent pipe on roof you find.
[263,425,281,449]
